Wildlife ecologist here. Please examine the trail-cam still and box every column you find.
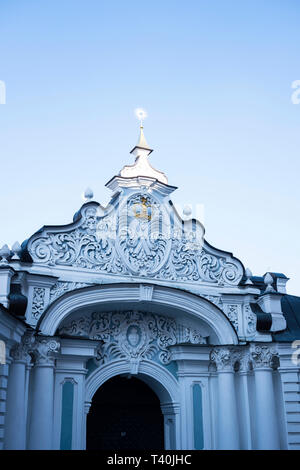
[4,343,30,449]
[28,337,60,450]
[237,352,252,449]
[83,402,91,450]
[161,403,178,450]
[250,344,280,449]
[24,361,33,431]
[178,376,194,449]
[211,347,240,449]
[0,358,11,450]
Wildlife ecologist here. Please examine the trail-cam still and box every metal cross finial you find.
[135,108,147,128]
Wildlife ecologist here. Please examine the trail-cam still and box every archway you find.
[42,283,238,449]
[38,283,238,345]
[85,359,180,450]
[86,375,164,450]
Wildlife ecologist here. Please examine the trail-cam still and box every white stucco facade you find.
[0,129,299,450]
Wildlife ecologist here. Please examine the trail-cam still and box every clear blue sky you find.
[0,0,299,294]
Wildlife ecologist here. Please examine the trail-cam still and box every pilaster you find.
[170,345,212,450]
[250,343,280,449]
[28,336,60,449]
[53,338,98,450]
[4,337,31,449]
[23,273,58,327]
[277,343,300,449]
[210,346,240,449]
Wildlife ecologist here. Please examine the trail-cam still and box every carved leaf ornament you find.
[59,310,207,365]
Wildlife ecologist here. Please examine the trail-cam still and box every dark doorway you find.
[86,375,164,450]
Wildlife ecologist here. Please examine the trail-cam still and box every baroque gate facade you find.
[0,127,299,450]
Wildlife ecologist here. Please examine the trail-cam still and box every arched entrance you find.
[41,283,238,449]
[86,375,164,450]
[85,359,180,450]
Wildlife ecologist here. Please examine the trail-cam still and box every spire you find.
[136,124,151,150]
[116,108,168,185]
[130,108,153,154]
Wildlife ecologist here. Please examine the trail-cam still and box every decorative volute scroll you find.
[250,344,279,369]
[25,188,244,287]
[10,331,60,366]
[31,337,60,366]
[210,346,237,371]
[10,341,31,363]
[210,346,254,373]
[58,310,207,365]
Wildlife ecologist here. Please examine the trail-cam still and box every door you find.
[86,375,164,450]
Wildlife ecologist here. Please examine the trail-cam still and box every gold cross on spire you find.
[134,108,150,150]
[135,108,147,127]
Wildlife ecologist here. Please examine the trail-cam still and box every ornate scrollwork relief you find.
[210,346,251,373]
[153,241,242,286]
[10,341,30,363]
[29,205,128,274]
[59,310,207,365]
[198,253,241,285]
[31,337,60,366]
[10,331,36,363]
[201,295,223,308]
[210,347,237,371]
[10,332,60,366]
[32,287,46,320]
[117,195,171,276]
[224,304,239,332]
[250,344,278,369]
[210,345,280,374]
[244,304,257,334]
[49,281,92,303]
[238,351,253,373]
[28,196,244,286]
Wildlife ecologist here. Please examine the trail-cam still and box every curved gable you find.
[23,184,244,288]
